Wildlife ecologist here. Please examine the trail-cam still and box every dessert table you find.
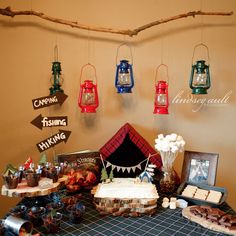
[3,190,236,236]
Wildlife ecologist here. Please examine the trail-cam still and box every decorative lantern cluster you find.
[115,44,134,93]
[50,42,212,114]
[49,45,64,95]
[189,43,211,94]
[153,64,169,115]
[78,63,99,113]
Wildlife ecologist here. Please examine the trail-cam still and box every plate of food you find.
[177,181,227,207]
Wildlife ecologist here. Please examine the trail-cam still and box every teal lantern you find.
[189,44,211,95]
[49,61,64,95]
[49,45,64,95]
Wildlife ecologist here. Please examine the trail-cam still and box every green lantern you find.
[190,60,210,94]
[189,43,211,95]
[49,61,64,95]
[49,45,64,95]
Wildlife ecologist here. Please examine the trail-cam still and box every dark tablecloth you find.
[4,190,236,236]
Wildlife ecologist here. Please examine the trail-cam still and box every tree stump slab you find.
[92,178,159,217]
[1,175,68,197]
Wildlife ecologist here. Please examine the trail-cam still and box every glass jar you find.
[159,167,177,194]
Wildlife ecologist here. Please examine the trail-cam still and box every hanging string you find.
[54,44,59,61]
[30,0,33,13]
[87,29,91,64]
[103,152,159,171]
[54,31,58,57]
[144,153,151,171]
[149,152,159,158]
[105,158,147,168]
[160,24,164,64]
[54,10,59,61]
[200,0,204,43]
[100,154,107,170]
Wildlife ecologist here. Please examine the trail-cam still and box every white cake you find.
[94,178,159,199]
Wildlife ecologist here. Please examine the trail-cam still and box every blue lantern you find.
[115,43,134,93]
[115,60,134,93]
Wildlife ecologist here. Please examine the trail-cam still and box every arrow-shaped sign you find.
[36,130,71,152]
[31,114,68,130]
[32,92,68,110]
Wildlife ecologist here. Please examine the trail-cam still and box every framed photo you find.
[181,150,219,186]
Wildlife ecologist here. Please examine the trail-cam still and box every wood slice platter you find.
[1,176,68,197]
[182,206,236,236]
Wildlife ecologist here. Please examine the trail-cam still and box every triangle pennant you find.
[122,167,126,172]
[132,167,136,172]
[117,166,121,172]
[106,162,111,168]
[137,164,142,170]
[147,171,155,176]
[127,167,131,173]
[112,165,116,171]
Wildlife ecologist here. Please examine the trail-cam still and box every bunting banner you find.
[105,159,146,173]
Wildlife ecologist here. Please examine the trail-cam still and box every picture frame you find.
[181,150,219,186]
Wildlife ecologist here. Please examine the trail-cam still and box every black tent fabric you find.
[99,123,162,177]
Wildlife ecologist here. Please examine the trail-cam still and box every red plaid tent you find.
[99,123,162,170]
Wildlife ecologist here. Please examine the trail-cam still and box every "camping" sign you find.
[32,92,68,110]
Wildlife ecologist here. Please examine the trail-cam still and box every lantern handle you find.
[191,43,210,65]
[116,43,133,65]
[79,63,97,85]
[155,63,169,84]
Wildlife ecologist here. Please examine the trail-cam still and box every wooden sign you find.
[31,114,68,130]
[36,130,71,152]
[32,92,68,110]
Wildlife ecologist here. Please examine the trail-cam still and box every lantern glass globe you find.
[157,94,167,106]
[118,72,131,86]
[193,73,207,87]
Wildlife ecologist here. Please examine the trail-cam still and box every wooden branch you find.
[0,6,233,37]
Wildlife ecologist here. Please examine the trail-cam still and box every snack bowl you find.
[46,201,64,213]
[61,194,82,208]
[9,205,27,218]
[42,212,62,233]
[25,172,40,187]
[46,167,59,183]
[26,206,46,227]
[2,175,19,189]
[66,202,85,224]
[0,219,5,235]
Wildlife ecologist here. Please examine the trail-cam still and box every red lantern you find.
[153,64,169,114]
[78,64,99,113]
